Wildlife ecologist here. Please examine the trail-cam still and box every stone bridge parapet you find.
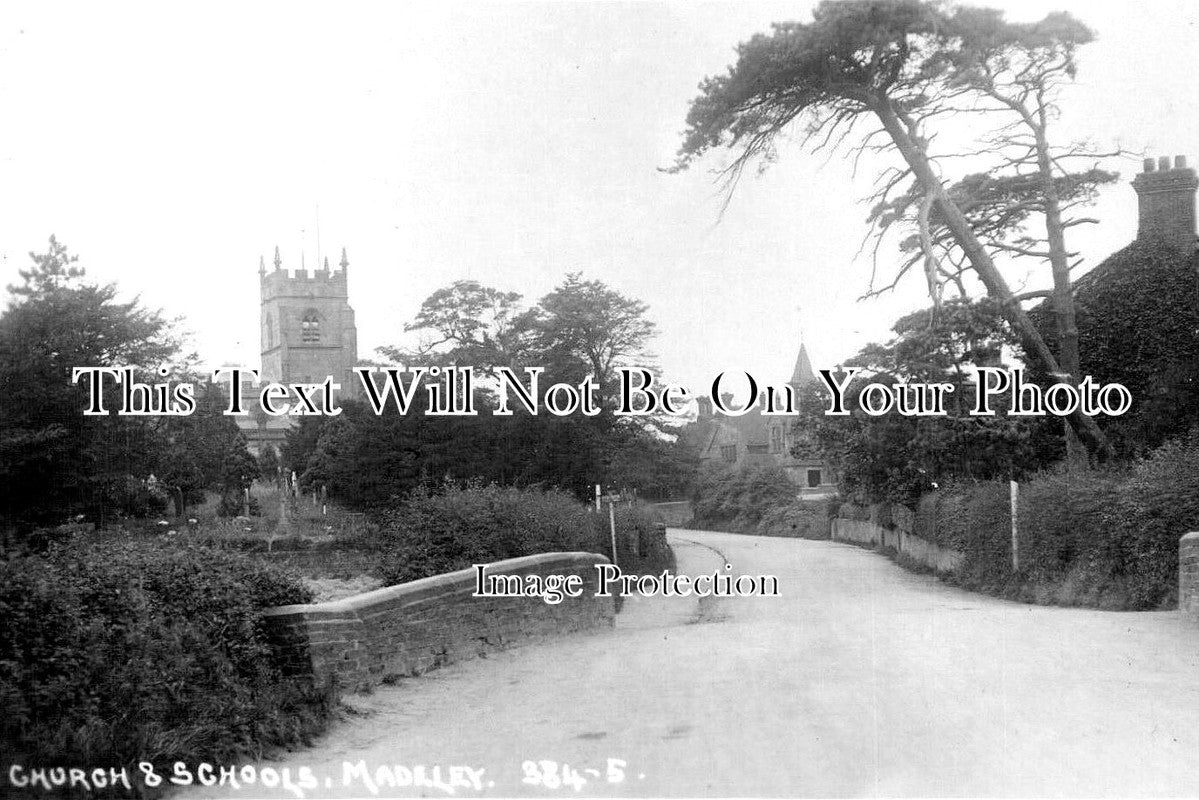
[263,552,614,691]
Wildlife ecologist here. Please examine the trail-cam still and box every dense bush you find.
[106,476,171,519]
[756,500,832,539]
[689,464,797,532]
[912,432,1199,609]
[369,481,671,585]
[1030,238,1199,457]
[0,539,334,780]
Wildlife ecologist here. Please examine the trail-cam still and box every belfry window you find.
[301,312,321,343]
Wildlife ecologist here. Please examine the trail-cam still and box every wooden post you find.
[608,500,618,567]
[595,483,601,513]
[1009,479,1020,572]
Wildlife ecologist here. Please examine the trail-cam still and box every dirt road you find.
[176,530,1199,798]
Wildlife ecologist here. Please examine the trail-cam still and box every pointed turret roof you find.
[790,342,815,386]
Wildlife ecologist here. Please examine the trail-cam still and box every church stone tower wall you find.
[259,247,359,392]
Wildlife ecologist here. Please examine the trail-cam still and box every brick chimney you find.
[1131,155,1198,250]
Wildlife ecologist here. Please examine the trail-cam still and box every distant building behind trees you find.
[692,341,837,497]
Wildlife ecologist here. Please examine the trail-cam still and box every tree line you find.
[283,275,696,508]
[0,241,697,535]
[0,238,258,531]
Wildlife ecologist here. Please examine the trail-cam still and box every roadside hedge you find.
[756,500,832,539]
[689,464,797,532]
[369,481,673,585]
[913,432,1199,609]
[0,540,335,783]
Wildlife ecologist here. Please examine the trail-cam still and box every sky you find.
[3,1,1199,398]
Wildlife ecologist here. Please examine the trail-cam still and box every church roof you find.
[790,343,815,386]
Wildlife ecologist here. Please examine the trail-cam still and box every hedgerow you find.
[756,500,832,539]
[369,481,672,585]
[689,464,797,532]
[0,540,334,788]
[912,431,1199,609]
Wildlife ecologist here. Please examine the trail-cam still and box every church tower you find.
[259,246,359,392]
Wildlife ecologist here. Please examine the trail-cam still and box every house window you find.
[720,445,737,463]
[807,469,822,488]
[747,444,768,455]
[301,312,321,343]
[770,426,784,453]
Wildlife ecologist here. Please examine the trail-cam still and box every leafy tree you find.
[386,280,533,371]
[0,237,177,527]
[910,8,1120,462]
[0,237,256,526]
[392,273,657,388]
[8,235,85,299]
[670,0,1112,460]
[290,273,673,510]
[256,446,281,482]
[526,273,658,398]
[845,296,1014,406]
[153,376,249,510]
[800,298,1039,503]
[216,433,260,516]
[281,415,327,478]
[299,405,413,507]
[604,429,699,501]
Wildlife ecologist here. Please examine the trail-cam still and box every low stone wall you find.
[1181,533,1199,620]
[832,504,964,574]
[894,528,965,573]
[263,552,614,691]
[830,518,883,547]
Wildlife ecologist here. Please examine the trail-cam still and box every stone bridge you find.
[184,529,1199,798]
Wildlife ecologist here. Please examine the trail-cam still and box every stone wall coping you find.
[263,551,610,618]
[1182,532,1199,544]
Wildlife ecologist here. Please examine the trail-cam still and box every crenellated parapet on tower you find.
[259,245,359,391]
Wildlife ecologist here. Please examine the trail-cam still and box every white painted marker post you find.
[608,500,618,567]
[595,483,601,512]
[1010,479,1020,572]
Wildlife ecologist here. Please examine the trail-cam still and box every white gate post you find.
[1009,479,1020,572]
